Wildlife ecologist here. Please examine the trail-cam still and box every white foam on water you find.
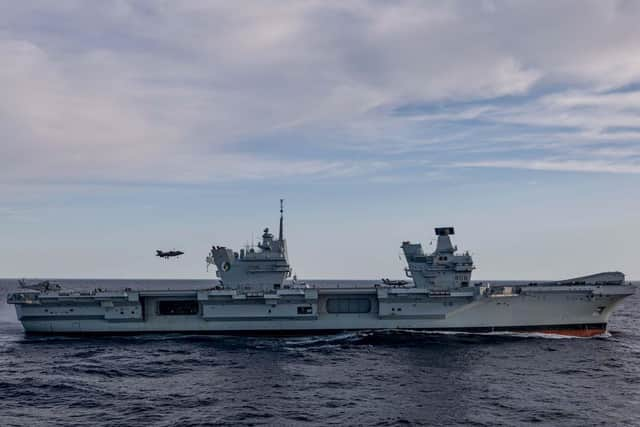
[284,331,366,346]
[393,329,611,339]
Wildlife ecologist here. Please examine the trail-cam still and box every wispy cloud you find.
[455,159,640,174]
[2,0,640,191]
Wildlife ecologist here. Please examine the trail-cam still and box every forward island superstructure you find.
[7,202,636,337]
[206,201,291,292]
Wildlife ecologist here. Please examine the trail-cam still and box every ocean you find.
[1,279,638,426]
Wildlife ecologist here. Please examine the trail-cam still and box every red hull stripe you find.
[533,328,606,337]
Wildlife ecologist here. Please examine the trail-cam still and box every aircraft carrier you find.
[7,202,636,337]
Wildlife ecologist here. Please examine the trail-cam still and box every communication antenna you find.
[279,198,284,241]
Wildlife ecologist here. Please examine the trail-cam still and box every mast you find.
[279,199,284,241]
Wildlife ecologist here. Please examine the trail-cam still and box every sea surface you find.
[1,279,639,427]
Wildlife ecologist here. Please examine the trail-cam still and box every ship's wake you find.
[391,328,612,339]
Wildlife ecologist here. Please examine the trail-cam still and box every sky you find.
[1,0,640,280]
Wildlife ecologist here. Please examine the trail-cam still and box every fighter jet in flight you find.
[156,250,184,259]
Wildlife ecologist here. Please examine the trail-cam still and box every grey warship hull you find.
[9,280,633,337]
[7,205,636,337]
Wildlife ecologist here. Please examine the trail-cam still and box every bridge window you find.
[326,298,371,314]
[157,300,199,315]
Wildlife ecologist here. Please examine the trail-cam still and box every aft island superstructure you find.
[7,202,636,337]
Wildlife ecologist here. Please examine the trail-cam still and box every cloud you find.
[1,0,640,191]
[455,159,640,174]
